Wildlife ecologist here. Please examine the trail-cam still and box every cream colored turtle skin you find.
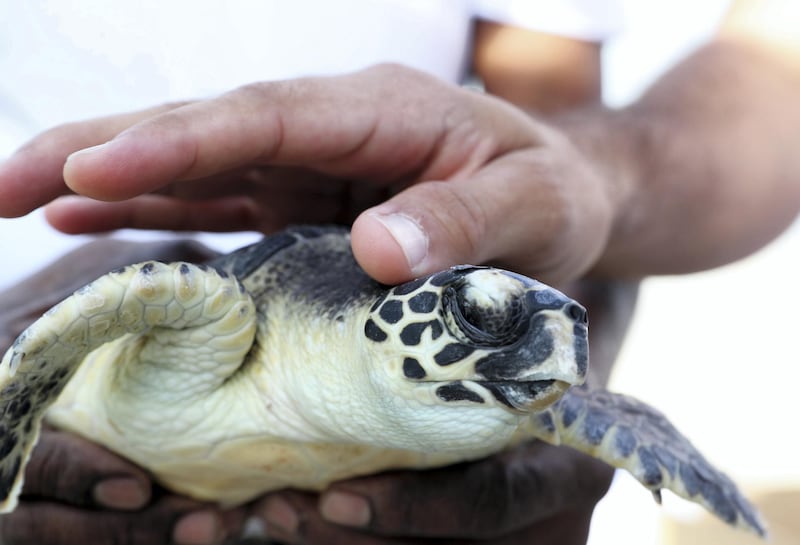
[0,226,765,536]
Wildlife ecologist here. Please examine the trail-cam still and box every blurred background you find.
[593,1,799,543]
[0,1,797,543]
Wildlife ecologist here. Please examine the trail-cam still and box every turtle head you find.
[365,266,587,416]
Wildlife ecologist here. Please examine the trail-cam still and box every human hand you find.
[0,64,616,286]
[252,442,613,545]
[0,428,247,545]
[0,240,246,545]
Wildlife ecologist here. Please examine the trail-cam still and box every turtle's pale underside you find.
[0,226,765,535]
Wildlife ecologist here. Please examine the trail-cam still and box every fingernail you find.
[93,477,148,510]
[370,211,428,274]
[65,142,111,164]
[173,510,225,545]
[259,496,299,536]
[319,491,371,527]
[63,143,113,191]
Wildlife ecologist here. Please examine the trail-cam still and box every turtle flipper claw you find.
[530,386,767,537]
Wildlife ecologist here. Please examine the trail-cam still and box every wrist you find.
[547,107,642,278]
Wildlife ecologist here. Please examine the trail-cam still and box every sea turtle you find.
[0,225,764,535]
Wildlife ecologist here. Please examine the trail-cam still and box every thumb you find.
[350,179,486,285]
[351,153,603,285]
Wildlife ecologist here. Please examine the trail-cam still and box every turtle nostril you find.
[566,303,588,324]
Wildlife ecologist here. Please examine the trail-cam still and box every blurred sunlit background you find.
[0,1,797,544]
[593,1,799,544]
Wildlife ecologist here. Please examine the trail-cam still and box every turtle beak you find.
[475,378,573,411]
[474,294,589,412]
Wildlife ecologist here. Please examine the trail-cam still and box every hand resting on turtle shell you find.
[0,227,766,542]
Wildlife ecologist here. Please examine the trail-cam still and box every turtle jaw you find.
[473,378,572,412]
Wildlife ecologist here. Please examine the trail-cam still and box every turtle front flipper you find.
[0,261,255,513]
[525,386,766,536]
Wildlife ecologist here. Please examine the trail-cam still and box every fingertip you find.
[351,210,423,284]
[62,143,114,197]
[63,138,179,201]
[353,181,488,285]
[254,494,300,541]
[64,140,156,202]
[319,491,371,528]
[44,196,119,234]
[173,510,226,545]
[44,197,82,233]
[92,476,150,510]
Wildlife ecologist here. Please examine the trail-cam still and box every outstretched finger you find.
[60,65,536,204]
[59,66,435,202]
[0,104,185,217]
[43,168,358,234]
[44,195,262,234]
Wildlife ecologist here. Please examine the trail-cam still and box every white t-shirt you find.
[0,0,623,289]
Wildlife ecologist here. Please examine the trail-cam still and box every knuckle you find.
[398,460,515,540]
[358,63,444,106]
[13,124,68,157]
[362,62,422,81]
[117,517,150,545]
[460,459,518,539]
[26,432,93,505]
[510,443,614,515]
[435,183,488,262]
[0,507,51,545]
[230,80,273,102]
[0,505,159,545]
[575,457,615,504]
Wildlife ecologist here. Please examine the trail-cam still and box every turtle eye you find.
[444,284,525,346]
